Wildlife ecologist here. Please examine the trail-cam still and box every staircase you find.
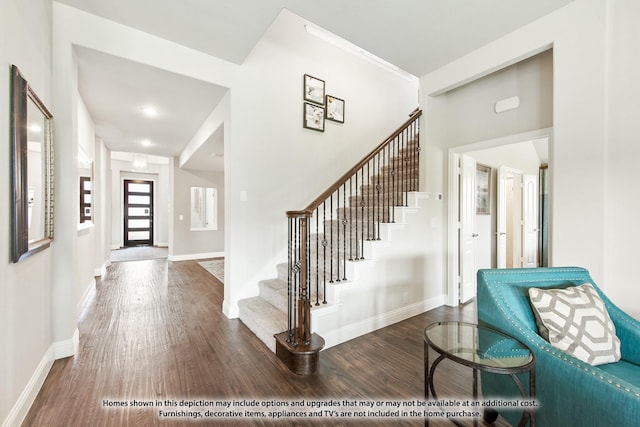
[238,110,424,374]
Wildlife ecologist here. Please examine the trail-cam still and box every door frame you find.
[119,174,159,248]
[447,127,553,306]
[123,179,154,247]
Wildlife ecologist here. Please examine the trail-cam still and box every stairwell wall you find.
[224,9,420,316]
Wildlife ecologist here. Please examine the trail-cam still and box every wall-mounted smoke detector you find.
[494,96,520,113]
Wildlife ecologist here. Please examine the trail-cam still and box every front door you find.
[123,179,154,247]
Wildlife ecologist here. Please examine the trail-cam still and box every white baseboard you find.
[2,329,79,427]
[94,259,111,277]
[52,328,79,360]
[168,251,224,262]
[156,242,169,248]
[318,294,446,350]
[110,244,121,250]
[223,299,239,319]
[78,279,97,318]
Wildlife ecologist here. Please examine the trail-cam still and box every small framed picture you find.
[303,74,325,105]
[325,95,345,123]
[476,163,491,215]
[303,102,325,132]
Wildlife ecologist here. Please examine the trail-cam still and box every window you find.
[191,187,217,230]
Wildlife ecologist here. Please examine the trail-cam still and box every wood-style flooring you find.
[22,259,508,426]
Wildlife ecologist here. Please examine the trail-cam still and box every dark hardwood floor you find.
[22,259,508,426]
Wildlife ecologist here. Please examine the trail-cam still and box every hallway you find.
[23,259,501,426]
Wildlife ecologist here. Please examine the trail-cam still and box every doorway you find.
[123,179,154,247]
[447,129,551,306]
[496,167,539,269]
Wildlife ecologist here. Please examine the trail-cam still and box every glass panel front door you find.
[124,179,154,247]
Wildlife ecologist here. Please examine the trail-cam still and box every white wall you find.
[419,0,640,319]
[314,194,446,348]
[76,94,96,311]
[421,0,609,303]
[604,0,640,318]
[94,137,112,275]
[0,0,55,425]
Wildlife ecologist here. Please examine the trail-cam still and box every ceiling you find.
[75,46,228,162]
[62,0,574,170]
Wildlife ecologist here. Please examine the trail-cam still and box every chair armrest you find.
[607,303,640,365]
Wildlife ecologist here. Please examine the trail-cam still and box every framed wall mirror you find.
[11,65,54,262]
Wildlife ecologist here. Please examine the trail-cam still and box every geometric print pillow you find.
[528,283,621,366]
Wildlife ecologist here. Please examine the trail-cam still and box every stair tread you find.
[258,278,288,312]
[238,297,287,334]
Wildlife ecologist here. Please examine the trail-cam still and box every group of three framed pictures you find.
[303,74,344,132]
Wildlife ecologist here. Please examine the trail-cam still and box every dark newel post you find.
[298,216,311,345]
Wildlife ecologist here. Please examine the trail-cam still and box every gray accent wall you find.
[171,163,225,257]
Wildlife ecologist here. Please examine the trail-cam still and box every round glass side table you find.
[423,321,536,427]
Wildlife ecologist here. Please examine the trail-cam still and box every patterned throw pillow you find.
[528,283,621,366]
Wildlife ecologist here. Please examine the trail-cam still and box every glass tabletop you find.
[424,321,534,371]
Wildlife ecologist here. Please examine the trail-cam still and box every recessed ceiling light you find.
[142,106,158,117]
[29,124,42,133]
[141,139,152,147]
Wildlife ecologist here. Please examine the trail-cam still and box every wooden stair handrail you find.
[286,109,422,219]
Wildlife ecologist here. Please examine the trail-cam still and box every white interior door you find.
[460,154,476,303]
[522,174,539,268]
[496,167,508,268]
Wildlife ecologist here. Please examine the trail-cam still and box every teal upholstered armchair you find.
[477,267,640,427]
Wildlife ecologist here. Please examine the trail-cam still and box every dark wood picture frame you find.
[325,95,345,123]
[303,102,325,132]
[303,74,325,105]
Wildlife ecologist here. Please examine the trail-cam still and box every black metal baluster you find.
[330,194,334,283]
[349,176,354,261]
[391,137,396,223]
[359,168,365,259]
[302,216,311,345]
[376,153,382,240]
[416,119,421,192]
[322,201,327,303]
[315,208,319,306]
[287,218,292,343]
[336,188,341,282]
[402,128,408,206]
[349,171,360,259]
[409,122,418,191]
[366,161,371,241]
[383,143,388,223]
[293,218,299,346]
[342,183,347,281]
